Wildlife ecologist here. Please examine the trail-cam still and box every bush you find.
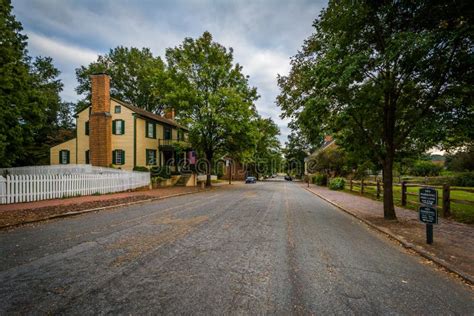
[133,166,149,172]
[329,177,345,190]
[450,172,474,187]
[312,173,327,186]
[150,166,171,179]
[410,160,442,176]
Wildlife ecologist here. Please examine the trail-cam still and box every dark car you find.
[284,175,293,181]
[245,176,256,183]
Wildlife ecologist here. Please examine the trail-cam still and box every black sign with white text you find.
[419,187,438,206]
[419,206,438,224]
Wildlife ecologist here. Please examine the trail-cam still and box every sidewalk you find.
[304,183,474,284]
[0,183,230,228]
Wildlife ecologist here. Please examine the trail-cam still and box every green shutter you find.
[153,123,156,138]
[145,122,148,137]
[121,120,125,134]
[59,150,62,164]
[122,150,125,164]
[66,150,70,164]
[112,150,116,164]
[112,120,116,135]
[85,121,89,135]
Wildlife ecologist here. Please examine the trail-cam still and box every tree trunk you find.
[205,150,213,187]
[382,155,397,220]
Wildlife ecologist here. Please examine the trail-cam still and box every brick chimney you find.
[324,135,333,143]
[164,108,175,120]
[89,74,112,167]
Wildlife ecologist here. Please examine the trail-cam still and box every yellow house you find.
[51,74,190,170]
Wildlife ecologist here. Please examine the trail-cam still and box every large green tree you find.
[0,0,65,167]
[76,46,167,113]
[164,32,259,186]
[250,117,281,178]
[278,0,473,219]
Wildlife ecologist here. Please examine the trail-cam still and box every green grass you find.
[345,183,474,224]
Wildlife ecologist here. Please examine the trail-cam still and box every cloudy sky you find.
[13,0,327,144]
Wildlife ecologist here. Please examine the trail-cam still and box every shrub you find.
[133,166,149,172]
[450,172,474,187]
[410,160,442,176]
[312,173,327,186]
[329,177,345,190]
[150,166,171,179]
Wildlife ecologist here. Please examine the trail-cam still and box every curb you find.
[0,187,220,230]
[303,185,474,286]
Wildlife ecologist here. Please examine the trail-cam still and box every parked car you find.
[284,175,293,181]
[245,176,256,183]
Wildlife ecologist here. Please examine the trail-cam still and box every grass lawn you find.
[345,183,474,224]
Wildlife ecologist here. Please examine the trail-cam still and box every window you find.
[177,129,185,141]
[85,121,89,135]
[59,150,70,164]
[112,150,125,165]
[146,149,157,165]
[89,107,92,116]
[146,122,156,138]
[114,105,121,113]
[112,119,125,135]
[164,126,172,140]
[85,150,90,164]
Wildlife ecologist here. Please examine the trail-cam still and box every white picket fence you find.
[0,164,125,175]
[0,170,150,204]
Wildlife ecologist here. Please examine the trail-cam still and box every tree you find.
[76,46,167,113]
[283,131,310,178]
[0,1,65,166]
[250,117,281,179]
[164,32,259,186]
[278,0,473,219]
[445,145,474,171]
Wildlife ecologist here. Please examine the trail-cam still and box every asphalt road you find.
[0,181,472,314]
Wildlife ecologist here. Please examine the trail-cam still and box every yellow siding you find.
[136,117,159,167]
[76,107,90,164]
[50,138,77,165]
[111,100,135,170]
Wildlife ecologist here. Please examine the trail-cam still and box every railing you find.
[0,164,132,175]
[346,178,474,217]
[0,166,150,204]
[158,139,191,148]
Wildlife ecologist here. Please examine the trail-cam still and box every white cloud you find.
[26,31,99,67]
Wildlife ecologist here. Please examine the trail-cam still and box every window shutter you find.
[112,150,116,164]
[59,151,62,164]
[66,150,70,164]
[122,150,125,164]
[153,123,156,138]
[85,121,89,135]
[112,120,116,135]
[121,120,125,134]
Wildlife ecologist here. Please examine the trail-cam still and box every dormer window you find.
[114,105,121,113]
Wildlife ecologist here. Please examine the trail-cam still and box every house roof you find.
[111,98,188,131]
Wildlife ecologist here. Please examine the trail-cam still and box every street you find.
[0,181,472,314]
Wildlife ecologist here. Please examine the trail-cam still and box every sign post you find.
[418,187,438,244]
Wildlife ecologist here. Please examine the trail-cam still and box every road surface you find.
[0,181,472,314]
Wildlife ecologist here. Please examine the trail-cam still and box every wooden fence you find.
[347,179,474,217]
[0,172,150,204]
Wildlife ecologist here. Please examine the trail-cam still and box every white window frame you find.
[60,150,69,164]
[115,150,124,165]
[147,122,154,138]
[115,120,123,135]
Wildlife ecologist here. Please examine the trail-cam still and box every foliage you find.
[76,46,167,113]
[329,177,345,190]
[410,160,442,176]
[150,166,170,179]
[312,173,327,186]
[248,117,281,178]
[445,146,474,172]
[164,32,259,186]
[0,1,68,167]
[308,147,347,177]
[133,166,150,172]
[450,172,474,187]
[277,0,473,219]
[283,130,310,177]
